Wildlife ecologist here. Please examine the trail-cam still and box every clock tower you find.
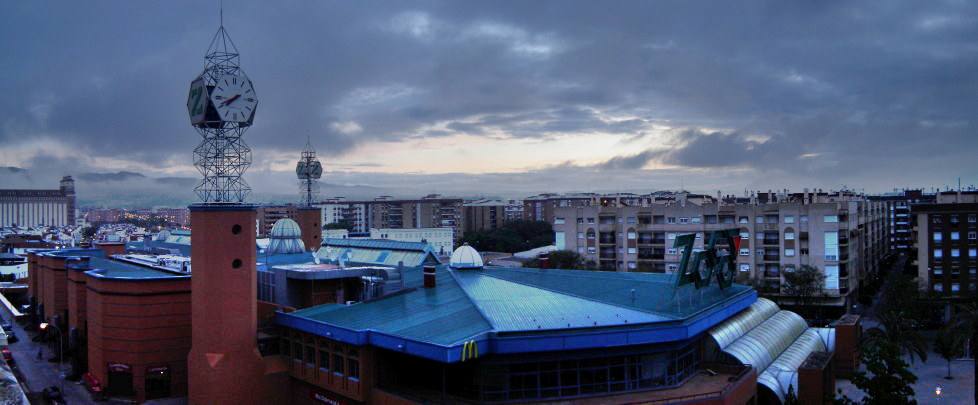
[185,22,282,405]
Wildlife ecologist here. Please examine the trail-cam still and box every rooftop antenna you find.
[296,138,323,207]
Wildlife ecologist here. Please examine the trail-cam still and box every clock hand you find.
[221,94,242,106]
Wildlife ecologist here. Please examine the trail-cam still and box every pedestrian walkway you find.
[835,349,974,404]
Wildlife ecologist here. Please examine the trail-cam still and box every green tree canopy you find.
[460,220,554,253]
[835,342,918,405]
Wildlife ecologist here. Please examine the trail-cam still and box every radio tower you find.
[296,139,323,207]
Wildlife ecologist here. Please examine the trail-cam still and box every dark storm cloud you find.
[2,0,976,196]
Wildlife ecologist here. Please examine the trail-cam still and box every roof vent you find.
[449,244,483,269]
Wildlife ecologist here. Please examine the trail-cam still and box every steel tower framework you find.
[296,140,323,207]
[191,25,254,203]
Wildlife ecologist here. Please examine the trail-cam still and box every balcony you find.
[763,255,780,262]
[762,238,780,246]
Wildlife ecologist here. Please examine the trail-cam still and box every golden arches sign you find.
[461,340,479,361]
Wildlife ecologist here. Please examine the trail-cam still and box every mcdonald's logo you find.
[461,340,479,361]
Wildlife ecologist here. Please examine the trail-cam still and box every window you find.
[667,248,678,255]
[587,247,596,254]
[934,267,943,275]
[577,218,584,224]
[952,283,960,292]
[587,218,595,224]
[554,218,565,225]
[577,232,584,239]
[695,233,702,239]
[667,217,676,224]
[800,215,809,223]
[628,262,637,270]
[757,249,765,256]
[667,263,678,272]
[627,247,637,254]
[333,346,345,375]
[969,232,977,240]
[784,249,795,257]
[970,214,976,223]
[784,266,796,273]
[667,233,677,240]
[933,217,942,224]
[740,248,750,256]
[627,232,637,240]
[934,284,943,292]
[823,215,838,223]
[935,250,943,258]
[951,232,960,240]
[739,264,750,272]
[756,216,765,223]
[784,232,795,240]
[577,247,584,254]
[739,217,749,224]
[347,349,359,380]
[952,249,960,258]
[739,232,750,239]
[691,217,702,224]
[971,268,977,276]
[934,232,942,242]
[679,217,689,224]
[951,216,960,224]
[617,217,624,223]
[318,346,329,371]
[784,216,795,224]
[970,248,977,258]
[627,217,637,224]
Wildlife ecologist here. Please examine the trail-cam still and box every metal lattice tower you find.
[296,140,323,207]
[191,25,254,203]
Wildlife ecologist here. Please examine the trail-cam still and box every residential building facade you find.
[553,190,886,315]
[912,191,978,297]
[462,199,523,234]
[316,195,462,243]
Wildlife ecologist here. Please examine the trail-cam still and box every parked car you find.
[5,330,16,343]
[1,349,11,362]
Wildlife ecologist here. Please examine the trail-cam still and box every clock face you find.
[210,74,258,123]
[187,78,208,125]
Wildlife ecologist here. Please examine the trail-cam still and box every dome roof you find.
[269,218,302,238]
[267,218,305,254]
[450,244,483,269]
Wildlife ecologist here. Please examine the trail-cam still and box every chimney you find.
[423,265,436,288]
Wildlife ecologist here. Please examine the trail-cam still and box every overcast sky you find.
[2,1,976,202]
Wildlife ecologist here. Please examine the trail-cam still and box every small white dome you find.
[450,244,483,269]
[269,218,302,238]
[267,218,305,254]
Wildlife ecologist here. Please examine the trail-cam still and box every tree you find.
[544,250,598,270]
[877,274,923,322]
[952,300,978,404]
[325,221,354,232]
[835,342,918,405]
[933,325,964,379]
[861,311,928,364]
[782,265,825,319]
[460,220,554,253]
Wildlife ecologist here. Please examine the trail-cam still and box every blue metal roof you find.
[322,238,432,252]
[277,265,756,363]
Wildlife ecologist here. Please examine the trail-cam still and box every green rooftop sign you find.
[672,229,741,290]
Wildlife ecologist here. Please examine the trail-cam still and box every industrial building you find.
[0,176,77,228]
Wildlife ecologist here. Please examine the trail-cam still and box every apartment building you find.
[316,195,462,243]
[912,191,978,297]
[869,189,935,253]
[553,190,886,315]
[461,199,523,234]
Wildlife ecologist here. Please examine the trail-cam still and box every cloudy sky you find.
[2,1,976,204]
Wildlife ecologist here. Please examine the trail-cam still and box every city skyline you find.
[2,1,977,202]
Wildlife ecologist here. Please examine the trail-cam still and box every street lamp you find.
[39,322,65,394]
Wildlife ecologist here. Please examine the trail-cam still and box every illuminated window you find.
[934,233,942,241]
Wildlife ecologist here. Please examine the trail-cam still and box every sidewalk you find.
[836,349,975,405]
